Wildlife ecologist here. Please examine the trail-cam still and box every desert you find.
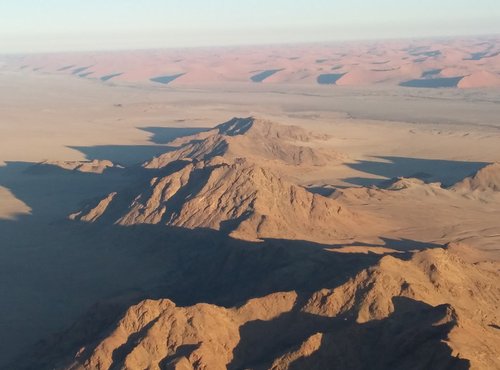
[1,34,500,370]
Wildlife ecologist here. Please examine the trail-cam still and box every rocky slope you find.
[70,157,373,243]
[69,118,371,243]
[30,159,122,174]
[451,162,500,195]
[56,121,500,370]
[52,247,499,370]
[144,117,340,169]
[332,162,500,202]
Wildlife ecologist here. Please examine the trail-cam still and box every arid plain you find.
[0,39,499,369]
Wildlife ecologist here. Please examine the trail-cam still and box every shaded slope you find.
[71,158,373,243]
[56,247,498,370]
[452,162,500,194]
[144,117,339,169]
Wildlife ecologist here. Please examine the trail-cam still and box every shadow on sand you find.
[66,126,213,166]
[67,145,173,166]
[139,126,210,144]
[343,156,488,187]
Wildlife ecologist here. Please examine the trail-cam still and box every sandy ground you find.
[0,70,500,366]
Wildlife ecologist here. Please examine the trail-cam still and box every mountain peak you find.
[144,117,339,169]
[71,158,373,243]
[452,162,500,193]
[215,116,255,136]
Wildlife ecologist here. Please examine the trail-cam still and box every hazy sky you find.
[1,0,499,53]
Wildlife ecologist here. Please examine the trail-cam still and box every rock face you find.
[55,118,500,370]
[332,163,500,203]
[57,247,499,370]
[30,159,122,174]
[452,162,500,194]
[69,118,368,243]
[71,158,370,243]
[69,192,117,222]
[144,117,339,169]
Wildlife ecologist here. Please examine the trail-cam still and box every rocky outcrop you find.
[57,247,498,370]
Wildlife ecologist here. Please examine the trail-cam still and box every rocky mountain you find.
[29,159,122,174]
[331,162,500,206]
[69,118,371,243]
[53,246,499,370]
[54,119,500,370]
[144,117,341,169]
[451,162,500,194]
[70,157,374,243]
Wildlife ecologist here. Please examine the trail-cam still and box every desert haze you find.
[0,37,499,370]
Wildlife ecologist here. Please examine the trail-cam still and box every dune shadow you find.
[139,126,210,144]
[150,73,185,85]
[250,69,284,83]
[343,156,488,187]
[421,68,442,78]
[100,73,123,82]
[409,49,442,58]
[317,73,346,85]
[71,66,92,75]
[57,65,74,72]
[400,77,464,88]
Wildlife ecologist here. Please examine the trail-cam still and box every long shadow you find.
[317,73,346,85]
[0,159,448,369]
[344,156,488,187]
[228,297,469,369]
[400,76,464,88]
[67,145,174,166]
[250,69,284,83]
[150,73,185,85]
[139,126,210,144]
[68,124,213,165]
[323,237,443,257]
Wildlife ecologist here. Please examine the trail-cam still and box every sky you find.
[0,0,499,53]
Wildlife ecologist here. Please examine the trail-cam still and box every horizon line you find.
[1,32,499,56]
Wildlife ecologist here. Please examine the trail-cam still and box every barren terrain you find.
[0,40,499,369]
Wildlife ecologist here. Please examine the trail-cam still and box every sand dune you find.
[458,71,500,88]
[4,37,500,88]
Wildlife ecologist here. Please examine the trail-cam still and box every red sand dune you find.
[3,37,500,88]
